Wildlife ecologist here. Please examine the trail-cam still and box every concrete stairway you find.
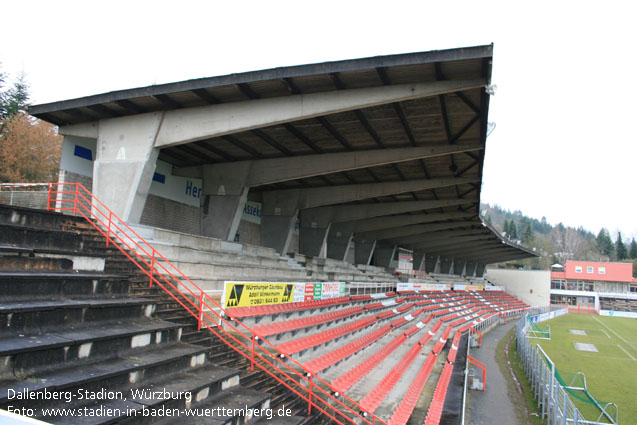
[0,204,310,425]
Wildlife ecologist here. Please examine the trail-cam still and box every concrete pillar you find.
[413,251,426,271]
[327,231,353,262]
[374,244,396,268]
[466,262,478,276]
[440,257,452,274]
[475,263,486,277]
[300,224,331,258]
[261,215,297,255]
[261,191,300,254]
[454,259,465,275]
[433,256,441,273]
[93,113,163,222]
[355,239,376,266]
[200,162,251,240]
[425,255,438,273]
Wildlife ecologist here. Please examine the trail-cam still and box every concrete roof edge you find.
[30,44,493,115]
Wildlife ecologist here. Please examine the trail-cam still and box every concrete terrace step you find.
[0,320,185,376]
[154,260,308,282]
[143,243,292,270]
[0,343,209,405]
[152,387,270,425]
[45,364,241,425]
[0,272,130,298]
[127,224,281,259]
[0,319,183,356]
[1,298,158,333]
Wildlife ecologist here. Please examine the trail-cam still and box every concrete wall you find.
[236,220,261,246]
[485,268,551,307]
[140,194,200,235]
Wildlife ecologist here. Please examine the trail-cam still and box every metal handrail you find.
[16,182,388,425]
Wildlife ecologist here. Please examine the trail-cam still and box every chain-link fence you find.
[516,313,618,424]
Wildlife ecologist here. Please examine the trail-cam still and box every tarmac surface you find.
[467,321,521,425]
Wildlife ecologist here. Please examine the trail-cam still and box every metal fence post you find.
[251,335,255,372]
[197,289,204,331]
[149,249,155,288]
[106,211,112,247]
[308,374,313,414]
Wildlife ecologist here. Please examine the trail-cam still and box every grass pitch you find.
[530,314,637,424]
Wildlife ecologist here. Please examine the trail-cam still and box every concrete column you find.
[300,223,331,258]
[466,262,478,276]
[425,255,438,273]
[261,191,300,254]
[354,239,376,266]
[440,257,452,274]
[374,244,396,268]
[475,263,486,277]
[460,261,468,277]
[433,256,441,273]
[454,259,465,275]
[327,231,353,262]
[93,113,163,222]
[261,215,297,255]
[413,251,426,271]
[200,162,251,240]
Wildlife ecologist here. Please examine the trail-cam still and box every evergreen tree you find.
[596,229,614,257]
[486,214,492,224]
[522,222,533,244]
[509,220,519,240]
[616,232,627,260]
[630,238,637,259]
[503,219,510,236]
[0,71,30,121]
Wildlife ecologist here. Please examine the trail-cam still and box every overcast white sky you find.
[1,0,635,240]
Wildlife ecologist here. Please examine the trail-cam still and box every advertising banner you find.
[485,286,505,291]
[293,283,306,302]
[222,281,347,308]
[222,282,295,308]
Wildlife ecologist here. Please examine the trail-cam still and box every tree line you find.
[0,68,62,183]
[482,203,637,273]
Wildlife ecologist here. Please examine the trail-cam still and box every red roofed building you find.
[551,261,637,314]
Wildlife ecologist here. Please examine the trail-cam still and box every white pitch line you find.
[617,344,636,361]
[592,316,637,352]
[600,329,611,339]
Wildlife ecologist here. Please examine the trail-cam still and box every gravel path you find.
[467,321,521,425]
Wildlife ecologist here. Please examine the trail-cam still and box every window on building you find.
[575,266,583,273]
[599,267,606,274]
[587,266,594,273]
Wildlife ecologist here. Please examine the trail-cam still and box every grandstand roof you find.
[30,44,537,266]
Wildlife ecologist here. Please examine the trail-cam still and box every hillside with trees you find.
[481,204,637,275]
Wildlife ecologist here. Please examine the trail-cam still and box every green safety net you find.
[539,357,612,410]
[527,316,550,337]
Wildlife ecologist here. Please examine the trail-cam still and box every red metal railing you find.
[31,182,386,425]
[467,355,486,391]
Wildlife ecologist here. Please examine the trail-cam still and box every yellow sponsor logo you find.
[224,282,295,308]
